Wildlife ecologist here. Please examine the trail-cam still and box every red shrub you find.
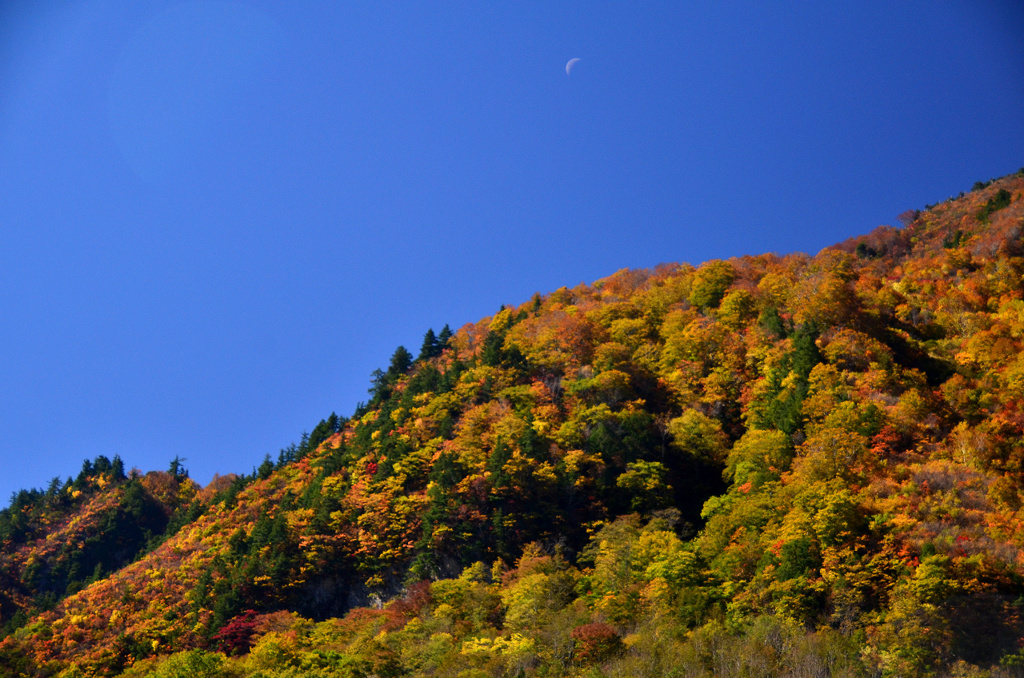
[210,609,259,656]
[571,622,623,664]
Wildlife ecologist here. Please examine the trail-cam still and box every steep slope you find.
[1,170,1024,677]
[0,458,199,639]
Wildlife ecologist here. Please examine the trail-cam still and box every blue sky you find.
[1,1,1022,503]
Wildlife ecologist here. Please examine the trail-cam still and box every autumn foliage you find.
[0,170,1023,676]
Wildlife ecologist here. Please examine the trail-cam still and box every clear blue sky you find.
[1,1,1022,504]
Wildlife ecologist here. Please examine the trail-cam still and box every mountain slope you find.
[1,170,1024,677]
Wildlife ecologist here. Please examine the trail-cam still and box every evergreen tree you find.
[77,459,94,484]
[419,328,438,360]
[368,368,389,404]
[46,476,62,498]
[168,456,188,480]
[437,324,453,346]
[388,345,414,377]
[93,455,112,475]
[481,329,504,367]
[257,454,274,480]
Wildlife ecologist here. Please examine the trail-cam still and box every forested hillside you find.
[2,171,1024,677]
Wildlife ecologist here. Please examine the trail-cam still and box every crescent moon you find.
[565,58,580,76]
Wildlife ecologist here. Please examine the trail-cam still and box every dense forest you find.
[2,171,1024,677]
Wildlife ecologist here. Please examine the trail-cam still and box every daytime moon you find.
[565,57,580,76]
